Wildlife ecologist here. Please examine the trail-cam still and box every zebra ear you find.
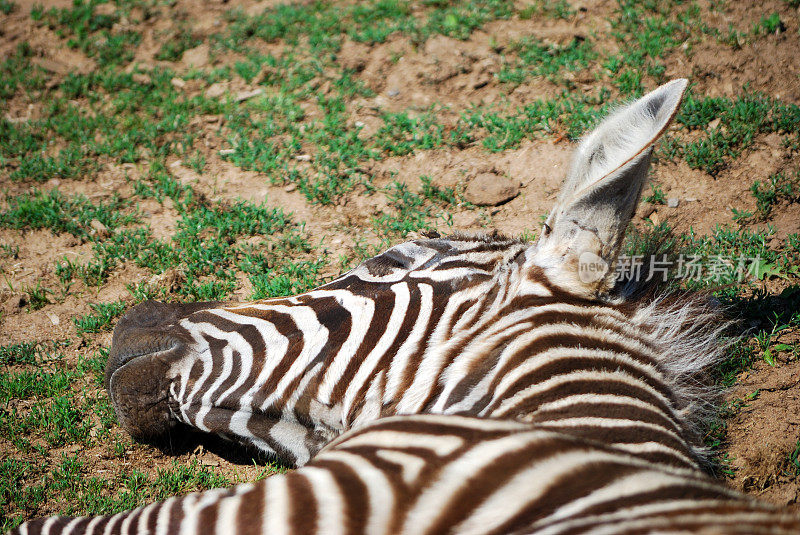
[530,79,687,298]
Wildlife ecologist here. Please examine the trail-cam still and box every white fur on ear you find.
[528,79,688,299]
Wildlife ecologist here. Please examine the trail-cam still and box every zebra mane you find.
[629,290,736,467]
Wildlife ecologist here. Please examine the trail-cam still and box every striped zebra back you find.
[14,415,800,535]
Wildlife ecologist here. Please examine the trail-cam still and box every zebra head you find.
[105,80,690,465]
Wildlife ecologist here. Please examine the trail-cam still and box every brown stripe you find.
[530,399,682,434]
[489,377,676,424]
[197,497,220,532]
[421,436,576,534]
[488,461,643,534]
[286,473,318,534]
[329,288,397,404]
[236,481,266,535]
[311,459,370,535]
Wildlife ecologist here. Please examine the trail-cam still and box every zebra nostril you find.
[104,300,218,439]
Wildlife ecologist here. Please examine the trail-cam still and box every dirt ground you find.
[1,0,799,523]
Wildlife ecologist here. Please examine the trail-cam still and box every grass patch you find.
[74,301,127,334]
[0,190,136,240]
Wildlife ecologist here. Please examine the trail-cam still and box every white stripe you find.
[383,283,434,404]
[263,475,290,535]
[436,302,636,414]
[402,431,558,533]
[327,430,463,456]
[194,343,236,431]
[374,449,427,485]
[533,499,777,535]
[534,393,683,430]
[136,502,160,535]
[155,497,178,535]
[61,517,87,535]
[270,418,311,465]
[611,441,695,465]
[397,284,490,414]
[102,513,124,535]
[215,494,242,535]
[84,515,105,535]
[491,369,675,419]
[343,282,410,425]
[40,517,58,535]
[312,290,376,404]
[304,467,346,535]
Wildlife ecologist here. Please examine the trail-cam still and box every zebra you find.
[12,79,800,533]
[101,79,717,469]
[13,415,800,534]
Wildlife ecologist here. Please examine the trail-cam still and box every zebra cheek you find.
[108,352,175,440]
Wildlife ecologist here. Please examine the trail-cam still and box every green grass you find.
[155,25,202,62]
[74,301,127,334]
[0,189,136,239]
[0,338,274,531]
[750,170,800,219]
[644,184,667,205]
[497,36,596,85]
[0,0,16,15]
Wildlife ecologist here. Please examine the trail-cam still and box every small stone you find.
[295,154,311,161]
[667,197,679,208]
[169,159,183,168]
[182,43,210,68]
[387,88,400,97]
[219,148,236,156]
[205,83,226,99]
[132,73,151,85]
[170,77,186,89]
[284,183,297,192]
[235,88,263,102]
[650,212,661,226]
[464,173,521,206]
[90,219,109,237]
[354,120,365,128]
[163,196,175,210]
[4,113,28,124]
[46,311,60,325]
[708,118,721,130]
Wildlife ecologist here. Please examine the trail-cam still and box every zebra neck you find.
[420,300,704,469]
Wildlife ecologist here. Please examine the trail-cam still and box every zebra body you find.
[15,415,800,535]
[105,228,717,469]
[13,79,800,533]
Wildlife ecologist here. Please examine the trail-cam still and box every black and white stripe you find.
[14,415,800,535]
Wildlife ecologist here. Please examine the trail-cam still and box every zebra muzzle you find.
[105,300,218,439]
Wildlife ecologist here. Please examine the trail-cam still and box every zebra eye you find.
[543,223,552,236]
